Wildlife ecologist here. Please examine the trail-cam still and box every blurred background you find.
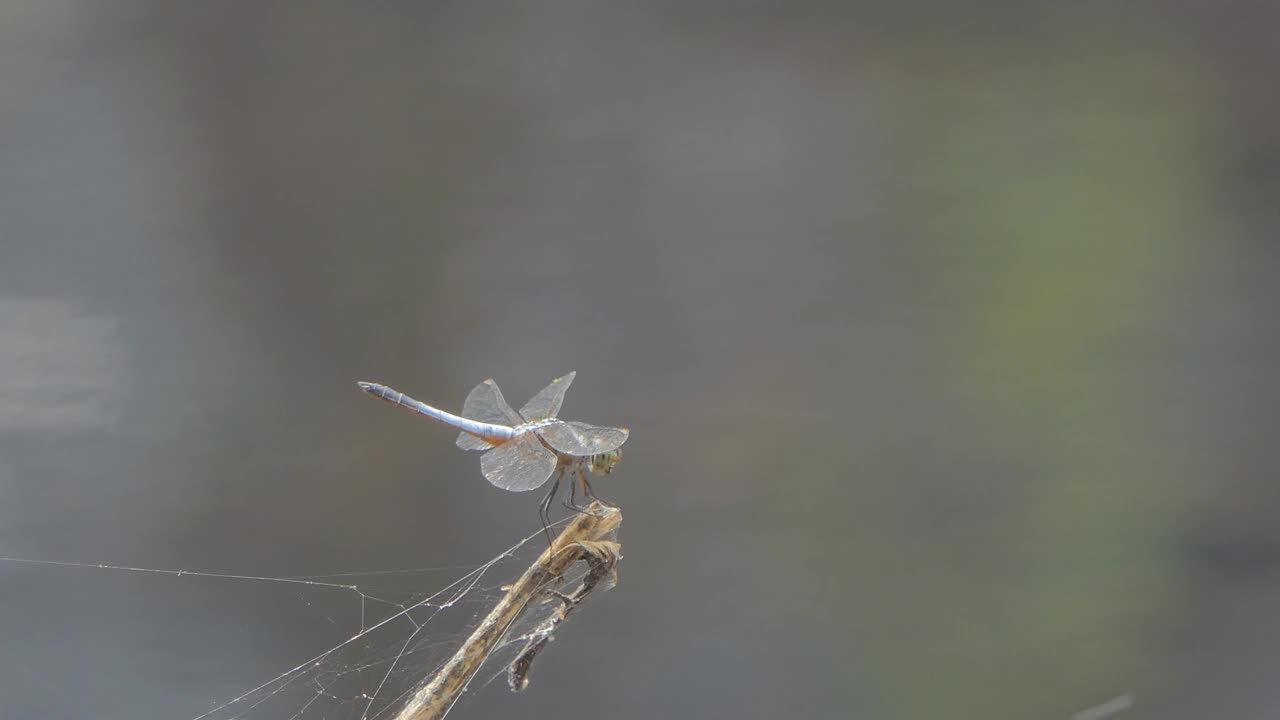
[1,1,1277,718]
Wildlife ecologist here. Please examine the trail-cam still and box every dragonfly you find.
[357,372,628,540]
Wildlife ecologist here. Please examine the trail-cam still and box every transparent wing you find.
[518,371,576,422]
[536,420,629,457]
[479,434,558,491]
[457,379,523,451]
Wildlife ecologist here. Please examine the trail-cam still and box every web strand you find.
[0,511,614,720]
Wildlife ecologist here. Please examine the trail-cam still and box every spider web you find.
[0,517,614,720]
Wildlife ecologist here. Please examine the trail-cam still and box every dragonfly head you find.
[589,449,622,476]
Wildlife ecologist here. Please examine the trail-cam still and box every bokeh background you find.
[2,2,1278,718]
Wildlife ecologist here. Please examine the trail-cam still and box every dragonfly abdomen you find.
[357,381,517,444]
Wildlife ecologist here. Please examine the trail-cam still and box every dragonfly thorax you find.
[516,418,563,434]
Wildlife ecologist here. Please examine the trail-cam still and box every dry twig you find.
[507,538,621,691]
[391,502,622,720]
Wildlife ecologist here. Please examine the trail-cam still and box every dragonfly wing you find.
[456,379,523,451]
[537,420,629,456]
[518,371,576,422]
[480,433,557,492]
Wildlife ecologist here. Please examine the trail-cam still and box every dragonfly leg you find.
[578,469,618,512]
[562,468,592,514]
[538,469,564,546]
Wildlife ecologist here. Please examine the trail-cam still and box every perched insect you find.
[358,372,628,539]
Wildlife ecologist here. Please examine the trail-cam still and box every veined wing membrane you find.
[457,379,523,451]
[479,433,557,491]
[537,421,629,457]
[518,371,576,421]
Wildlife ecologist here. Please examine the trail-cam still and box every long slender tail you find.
[357,381,516,444]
